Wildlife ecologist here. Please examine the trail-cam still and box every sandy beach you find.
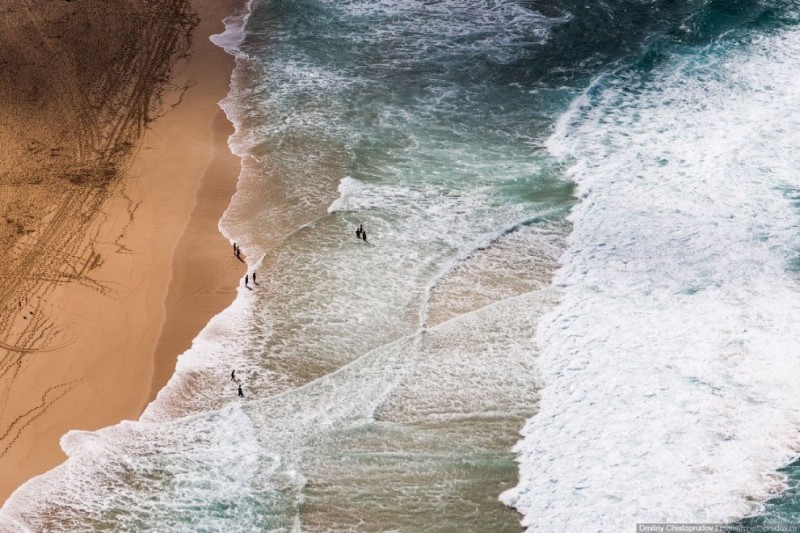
[0,0,243,504]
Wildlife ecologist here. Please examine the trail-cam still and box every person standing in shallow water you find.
[238,383,244,397]
[362,229,367,242]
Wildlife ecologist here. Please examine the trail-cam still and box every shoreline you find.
[144,0,245,405]
[147,109,243,405]
[0,0,244,506]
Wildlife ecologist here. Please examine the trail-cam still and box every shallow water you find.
[3,0,800,530]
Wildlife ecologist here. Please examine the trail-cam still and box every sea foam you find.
[502,29,800,529]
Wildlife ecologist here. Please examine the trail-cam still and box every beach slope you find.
[0,0,242,504]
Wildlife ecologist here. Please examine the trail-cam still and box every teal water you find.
[741,459,800,527]
[2,0,800,531]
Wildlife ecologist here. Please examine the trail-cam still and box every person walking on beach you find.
[244,274,249,288]
[233,242,237,256]
[231,369,236,382]
[253,272,257,285]
[238,383,244,398]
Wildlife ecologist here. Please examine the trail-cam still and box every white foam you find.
[317,0,563,65]
[327,176,364,213]
[0,405,308,531]
[503,30,800,529]
[0,277,558,530]
[1,0,569,528]
[208,0,251,55]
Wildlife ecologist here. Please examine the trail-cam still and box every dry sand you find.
[0,0,243,504]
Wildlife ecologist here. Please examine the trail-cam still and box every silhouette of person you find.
[231,369,236,381]
[253,272,257,284]
[356,227,361,239]
[233,242,237,255]
[244,274,249,287]
[362,229,367,242]
[238,384,244,397]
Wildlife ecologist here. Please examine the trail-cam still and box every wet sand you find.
[0,0,243,504]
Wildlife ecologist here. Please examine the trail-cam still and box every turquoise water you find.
[741,459,800,527]
[3,0,800,530]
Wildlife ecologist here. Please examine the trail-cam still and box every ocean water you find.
[3,0,800,531]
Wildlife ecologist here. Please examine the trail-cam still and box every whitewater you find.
[2,0,800,531]
[504,25,800,530]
